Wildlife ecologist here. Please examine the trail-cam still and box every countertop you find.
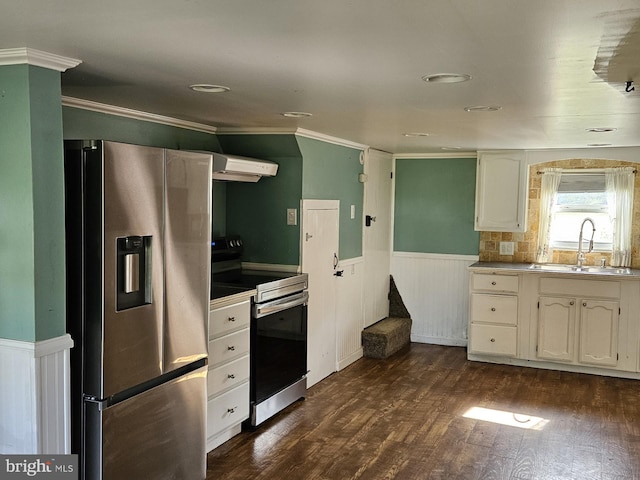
[209,288,256,310]
[468,261,640,279]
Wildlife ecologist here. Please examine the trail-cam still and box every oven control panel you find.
[212,235,244,261]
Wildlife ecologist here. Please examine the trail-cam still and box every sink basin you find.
[528,264,632,275]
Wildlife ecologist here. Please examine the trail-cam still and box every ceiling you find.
[2,0,640,154]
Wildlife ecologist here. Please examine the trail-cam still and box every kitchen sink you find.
[528,264,632,275]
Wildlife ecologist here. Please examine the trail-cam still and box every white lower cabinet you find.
[468,266,640,378]
[537,296,576,362]
[207,298,251,452]
[578,299,619,367]
[468,273,519,358]
[536,278,620,368]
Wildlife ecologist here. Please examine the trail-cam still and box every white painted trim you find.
[62,96,218,134]
[393,152,478,159]
[301,199,340,210]
[525,147,640,165]
[216,127,369,151]
[467,353,640,380]
[35,334,74,358]
[0,334,73,454]
[337,348,363,370]
[295,128,368,151]
[240,262,300,273]
[411,335,468,347]
[0,48,81,72]
[393,251,480,262]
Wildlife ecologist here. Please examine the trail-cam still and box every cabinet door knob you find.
[570,301,574,306]
[228,316,235,322]
[227,407,236,414]
[491,281,497,285]
[227,373,235,379]
[490,338,496,342]
[491,307,496,312]
[583,302,587,307]
[227,345,236,351]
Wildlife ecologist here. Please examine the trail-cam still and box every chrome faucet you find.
[576,218,596,268]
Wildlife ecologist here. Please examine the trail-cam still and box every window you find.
[548,172,612,252]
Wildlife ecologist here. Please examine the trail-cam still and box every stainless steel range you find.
[211,236,308,427]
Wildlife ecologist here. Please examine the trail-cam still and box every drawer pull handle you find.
[228,316,236,322]
[227,373,236,379]
[491,281,497,285]
[491,307,496,312]
[227,345,236,351]
[490,338,496,343]
[227,407,236,414]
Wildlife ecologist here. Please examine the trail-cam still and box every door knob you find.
[365,215,377,227]
[305,233,313,241]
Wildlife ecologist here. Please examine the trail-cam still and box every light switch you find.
[350,205,356,219]
[287,208,297,226]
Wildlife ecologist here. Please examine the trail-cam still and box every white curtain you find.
[605,167,635,267]
[536,168,563,263]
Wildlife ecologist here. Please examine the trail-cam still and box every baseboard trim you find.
[337,348,363,371]
[410,335,468,347]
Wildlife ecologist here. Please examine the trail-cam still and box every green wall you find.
[218,135,303,265]
[218,134,365,264]
[0,65,66,341]
[394,157,479,255]
[62,107,222,151]
[298,137,364,260]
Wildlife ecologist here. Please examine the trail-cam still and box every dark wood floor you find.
[206,344,640,480]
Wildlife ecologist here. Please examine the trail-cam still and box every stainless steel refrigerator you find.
[64,140,212,480]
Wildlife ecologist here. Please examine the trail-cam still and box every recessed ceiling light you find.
[282,111,313,118]
[189,84,230,93]
[586,127,617,132]
[422,73,472,84]
[464,105,502,112]
[403,132,430,137]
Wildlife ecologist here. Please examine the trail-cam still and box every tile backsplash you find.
[479,158,640,269]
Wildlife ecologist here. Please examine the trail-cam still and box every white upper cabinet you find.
[474,151,528,232]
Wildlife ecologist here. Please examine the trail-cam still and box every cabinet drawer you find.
[209,328,249,367]
[209,300,250,339]
[469,324,517,357]
[207,382,250,439]
[471,294,518,325]
[208,355,250,398]
[472,273,519,293]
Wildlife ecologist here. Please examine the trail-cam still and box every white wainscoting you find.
[391,252,479,346]
[335,257,364,371]
[0,334,73,454]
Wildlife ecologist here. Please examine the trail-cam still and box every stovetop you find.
[210,235,307,302]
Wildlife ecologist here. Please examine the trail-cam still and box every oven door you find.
[251,291,308,404]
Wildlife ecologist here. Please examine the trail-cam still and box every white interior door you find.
[363,149,393,327]
[301,199,339,388]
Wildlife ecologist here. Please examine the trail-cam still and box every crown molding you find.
[216,127,368,151]
[62,96,218,134]
[393,152,477,159]
[0,48,81,72]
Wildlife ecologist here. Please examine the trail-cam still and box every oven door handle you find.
[254,291,309,318]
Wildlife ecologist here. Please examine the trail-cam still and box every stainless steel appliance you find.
[64,140,212,480]
[210,236,308,427]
